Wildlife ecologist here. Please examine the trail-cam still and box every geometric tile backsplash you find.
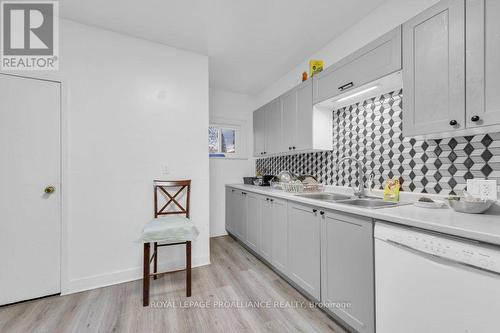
[256,89,500,195]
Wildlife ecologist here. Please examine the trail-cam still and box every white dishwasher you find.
[375,222,500,333]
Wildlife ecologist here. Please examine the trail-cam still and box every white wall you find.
[255,0,440,107]
[209,89,255,237]
[2,19,210,294]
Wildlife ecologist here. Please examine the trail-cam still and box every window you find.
[208,119,247,159]
[208,126,236,155]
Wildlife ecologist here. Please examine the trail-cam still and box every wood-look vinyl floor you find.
[0,236,347,333]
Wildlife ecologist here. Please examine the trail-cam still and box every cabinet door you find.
[233,191,247,240]
[271,198,288,274]
[260,197,272,262]
[225,188,235,234]
[265,99,283,154]
[281,90,296,152]
[245,192,261,253]
[253,107,267,157]
[287,203,321,300]
[295,80,313,151]
[402,0,465,136]
[466,0,500,128]
[321,212,374,333]
[313,27,401,104]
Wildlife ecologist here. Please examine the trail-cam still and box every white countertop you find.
[227,184,500,246]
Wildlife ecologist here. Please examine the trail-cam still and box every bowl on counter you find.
[447,197,495,214]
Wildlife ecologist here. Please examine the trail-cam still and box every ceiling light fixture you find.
[336,85,379,102]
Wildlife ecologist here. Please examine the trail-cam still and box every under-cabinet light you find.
[336,85,379,102]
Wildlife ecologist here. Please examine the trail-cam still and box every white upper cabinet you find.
[402,0,465,137]
[313,26,402,104]
[265,98,282,155]
[253,106,267,156]
[281,80,315,152]
[253,80,331,157]
[466,0,500,128]
[295,80,315,151]
[281,87,296,152]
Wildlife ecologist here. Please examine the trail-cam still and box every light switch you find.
[467,179,498,200]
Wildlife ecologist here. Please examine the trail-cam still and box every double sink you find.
[295,192,404,209]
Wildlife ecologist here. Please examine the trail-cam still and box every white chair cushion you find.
[142,215,199,243]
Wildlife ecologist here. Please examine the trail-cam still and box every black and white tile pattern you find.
[256,90,500,195]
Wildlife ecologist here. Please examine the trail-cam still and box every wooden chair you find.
[142,180,199,307]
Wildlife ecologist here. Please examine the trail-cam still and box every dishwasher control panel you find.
[375,223,500,274]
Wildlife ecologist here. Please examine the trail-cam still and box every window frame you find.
[209,118,247,160]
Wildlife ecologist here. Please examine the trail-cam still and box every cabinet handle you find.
[320,211,325,215]
[292,146,296,150]
[231,189,235,192]
[338,82,354,91]
[266,198,269,201]
[312,209,317,213]
[242,192,247,195]
[288,147,292,150]
[471,115,480,122]
[449,120,457,126]
[270,199,274,202]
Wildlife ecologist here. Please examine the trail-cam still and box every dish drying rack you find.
[272,181,324,193]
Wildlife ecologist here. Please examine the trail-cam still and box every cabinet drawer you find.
[313,26,401,104]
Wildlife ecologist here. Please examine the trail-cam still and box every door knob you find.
[44,186,55,194]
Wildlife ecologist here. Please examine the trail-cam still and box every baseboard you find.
[62,255,210,295]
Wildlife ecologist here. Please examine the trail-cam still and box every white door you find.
[0,74,61,305]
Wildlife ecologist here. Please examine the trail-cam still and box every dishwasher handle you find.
[384,239,500,278]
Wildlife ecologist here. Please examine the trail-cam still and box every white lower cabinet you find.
[321,211,374,333]
[225,188,236,234]
[245,192,261,253]
[258,196,288,269]
[260,196,273,261]
[231,189,247,241]
[269,198,288,274]
[225,187,375,333]
[287,202,321,301]
[226,189,287,271]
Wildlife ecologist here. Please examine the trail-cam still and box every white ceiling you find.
[60,0,386,94]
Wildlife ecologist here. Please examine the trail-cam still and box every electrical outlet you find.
[467,179,498,200]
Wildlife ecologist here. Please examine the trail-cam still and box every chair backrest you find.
[154,180,191,218]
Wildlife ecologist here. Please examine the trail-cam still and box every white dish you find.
[413,200,446,209]
[447,198,494,214]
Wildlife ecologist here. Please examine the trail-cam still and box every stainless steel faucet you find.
[337,157,365,198]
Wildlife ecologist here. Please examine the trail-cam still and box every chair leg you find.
[186,241,191,297]
[153,242,158,280]
[143,243,150,307]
